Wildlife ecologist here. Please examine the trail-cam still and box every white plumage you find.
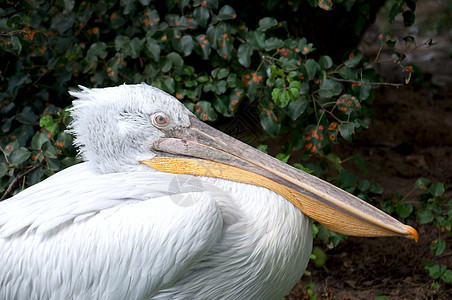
[0,84,311,299]
[0,83,416,299]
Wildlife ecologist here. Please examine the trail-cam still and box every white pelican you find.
[0,83,418,299]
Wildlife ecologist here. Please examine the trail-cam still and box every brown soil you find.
[288,1,452,299]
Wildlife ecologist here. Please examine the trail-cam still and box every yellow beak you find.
[141,117,418,241]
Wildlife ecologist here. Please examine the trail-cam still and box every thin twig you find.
[328,76,404,88]
[313,97,345,124]
[0,164,41,201]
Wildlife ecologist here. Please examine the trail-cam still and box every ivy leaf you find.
[237,43,252,68]
[9,147,31,165]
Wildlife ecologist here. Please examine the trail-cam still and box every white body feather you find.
[0,84,312,299]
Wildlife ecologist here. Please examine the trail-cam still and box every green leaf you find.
[167,52,184,69]
[162,77,175,94]
[194,34,211,59]
[338,170,358,189]
[370,183,384,194]
[145,38,160,62]
[247,30,265,50]
[260,112,281,136]
[9,147,31,165]
[193,7,210,27]
[428,183,445,197]
[271,88,281,102]
[62,0,75,14]
[264,37,284,51]
[425,264,442,279]
[191,101,218,121]
[304,59,319,81]
[414,177,431,190]
[396,202,413,218]
[39,115,58,136]
[318,79,342,98]
[276,153,290,163]
[0,163,8,177]
[160,58,172,73]
[16,106,36,125]
[237,43,252,68]
[27,167,44,186]
[358,179,370,192]
[441,269,452,283]
[430,239,446,256]
[288,97,308,120]
[257,144,268,153]
[339,123,355,141]
[319,55,333,69]
[344,52,362,68]
[338,67,358,80]
[212,95,232,117]
[258,17,278,31]
[180,35,194,56]
[417,209,434,224]
[217,5,236,20]
[31,133,50,150]
[4,36,22,55]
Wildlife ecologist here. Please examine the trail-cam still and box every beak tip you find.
[404,225,419,242]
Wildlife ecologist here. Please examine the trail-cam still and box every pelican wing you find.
[0,163,223,299]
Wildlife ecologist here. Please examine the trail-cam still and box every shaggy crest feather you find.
[67,83,192,173]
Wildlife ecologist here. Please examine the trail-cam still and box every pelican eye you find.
[151,113,169,128]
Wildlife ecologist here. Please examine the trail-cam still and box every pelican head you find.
[69,83,418,240]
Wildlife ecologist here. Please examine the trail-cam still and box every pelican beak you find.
[141,116,418,241]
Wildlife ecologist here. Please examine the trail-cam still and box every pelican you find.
[0,83,417,299]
